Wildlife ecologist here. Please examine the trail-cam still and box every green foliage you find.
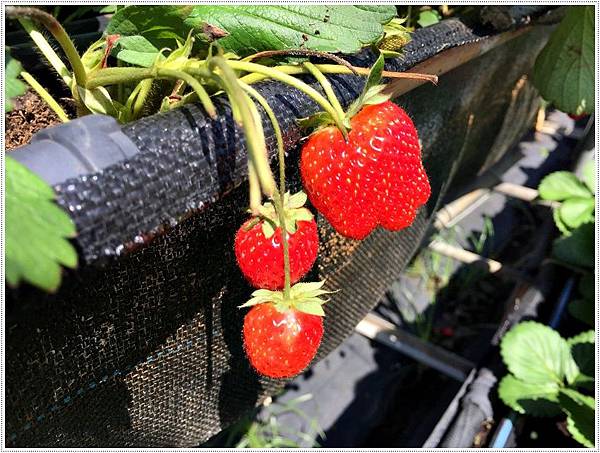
[106,5,396,64]
[498,375,561,416]
[538,167,595,269]
[499,322,595,447]
[559,388,595,448]
[569,274,594,327]
[5,51,28,112]
[5,157,78,292]
[417,9,441,28]
[500,321,578,387]
[568,330,595,390]
[539,171,592,201]
[533,6,594,115]
[553,223,594,269]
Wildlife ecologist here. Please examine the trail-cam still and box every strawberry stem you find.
[239,63,438,86]
[302,62,346,126]
[8,6,87,87]
[20,71,70,122]
[208,57,276,198]
[240,81,292,299]
[226,61,348,139]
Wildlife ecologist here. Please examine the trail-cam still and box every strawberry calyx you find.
[238,280,332,316]
[251,191,314,238]
[298,53,391,133]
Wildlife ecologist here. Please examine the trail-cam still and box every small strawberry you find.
[235,191,318,290]
[299,54,430,239]
[301,101,430,239]
[241,281,330,378]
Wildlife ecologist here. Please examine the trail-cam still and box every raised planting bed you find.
[4,6,568,447]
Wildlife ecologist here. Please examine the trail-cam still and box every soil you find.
[5,90,75,150]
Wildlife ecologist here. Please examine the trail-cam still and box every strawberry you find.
[300,54,430,239]
[241,281,329,378]
[235,192,318,290]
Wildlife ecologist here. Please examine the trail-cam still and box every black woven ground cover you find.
[6,12,555,447]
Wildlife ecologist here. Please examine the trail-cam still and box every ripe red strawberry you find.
[300,101,430,239]
[235,192,318,290]
[241,282,328,378]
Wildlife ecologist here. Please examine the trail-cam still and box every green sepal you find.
[344,52,386,121]
[238,280,334,317]
[380,49,403,58]
[298,111,336,131]
[255,191,314,238]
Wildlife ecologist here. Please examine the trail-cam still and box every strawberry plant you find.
[538,162,595,330]
[6,6,436,377]
[498,322,595,447]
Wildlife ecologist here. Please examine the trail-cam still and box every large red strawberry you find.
[301,100,430,239]
[235,192,319,290]
[241,281,328,378]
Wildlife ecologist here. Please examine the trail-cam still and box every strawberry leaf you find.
[532,6,594,115]
[5,51,28,112]
[6,157,78,292]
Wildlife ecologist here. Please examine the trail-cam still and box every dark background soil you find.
[5,91,74,150]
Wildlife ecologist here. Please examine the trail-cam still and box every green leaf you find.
[498,375,561,416]
[569,298,595,327]
[185,5,396,56]
[538,171,591,201]
[566,415,594,448]
[553,207,571,235]
[533,6,594,115]
[500,321,579,386]
[578,272,594,299]
[559,197,595,229]
[6,157,78,292]
[553,223,594,269]
[417,9,441,28]
[5,51,28,112]
[568,330,595,388]
[582,160,596,194]
[559,388,595,448]
[113,35,161,67]
[105,6,197,50]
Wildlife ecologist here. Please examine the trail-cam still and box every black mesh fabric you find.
[6,18,552,447]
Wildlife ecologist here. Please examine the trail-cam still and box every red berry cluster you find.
[235,100,430,379]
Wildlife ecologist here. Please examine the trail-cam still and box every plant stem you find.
[226,60,348,139]
[239,82,286,197]
[302,62,345,123]
[208,57,276,197]
[87,67,155,88]
[240,81,291,298]
[248,160,262,215]
[16,18,72,85]
[132,79,153,120]
[239,63,438,85]
[158,68,217,119]
[20,71,70,122]
[88,67,217,119]
[271,194,292,300]
[243,49,357,74]
[9,7,86,87]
